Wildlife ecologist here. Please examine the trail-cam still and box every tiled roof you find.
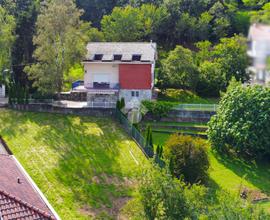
[0,154,57,220]
[84,42,157,62]
[0,190,55,220]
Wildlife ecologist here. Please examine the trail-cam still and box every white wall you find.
[0,85,5,98]
[84,63,119,88]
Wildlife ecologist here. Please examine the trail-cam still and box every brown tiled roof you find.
[0,154,57,220]
[0,190,55,220]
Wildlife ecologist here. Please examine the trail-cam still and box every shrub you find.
[164,134,209,184]
[142,100,175,120]
[208,80,270,158]
[139,165,206,220]
[145,125,154,157]
[139,165,268,219]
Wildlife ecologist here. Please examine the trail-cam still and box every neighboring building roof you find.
[0,190,54,220]
[0,153,58,220]
[248,24,270,41]
[84,42,157,63]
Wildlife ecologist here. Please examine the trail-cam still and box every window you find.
[94,54,103,61]
[131,91,140,97]
[132,54,141,61]
[114,54,122,61]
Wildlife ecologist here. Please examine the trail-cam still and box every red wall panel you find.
[119,64,152,89]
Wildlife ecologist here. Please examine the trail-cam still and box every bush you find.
[164,134,209,184]
[139,165,206,220]
[139,165,269,219]
[142,100,175,120]
[208,80,270,158]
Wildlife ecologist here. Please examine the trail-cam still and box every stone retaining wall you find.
[10,104,115,117]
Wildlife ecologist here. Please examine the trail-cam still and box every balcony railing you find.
[85,82,120,90]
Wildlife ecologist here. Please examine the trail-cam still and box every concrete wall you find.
[0,85,5,98]
[119,89,152,104]
[84,63,119,88]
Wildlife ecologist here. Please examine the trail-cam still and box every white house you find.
[74,42,157,107]
[248,24,270,85]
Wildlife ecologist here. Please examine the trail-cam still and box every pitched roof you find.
[0,190,54,220]
[0,154,57,220]
[84,42,157,63]
[249,24,270,41]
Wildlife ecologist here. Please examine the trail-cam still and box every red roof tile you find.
[0,154,57,220]
[0,190,55,220]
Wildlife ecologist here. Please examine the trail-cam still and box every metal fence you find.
[87,101,116,109]
[115,109,154,158]
[173,104,219,112]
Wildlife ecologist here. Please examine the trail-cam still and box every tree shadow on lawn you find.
[0,110,139,217]
[212,149,270,194]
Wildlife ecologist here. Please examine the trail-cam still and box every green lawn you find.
[0,109,149,219]
[152,132,270,211]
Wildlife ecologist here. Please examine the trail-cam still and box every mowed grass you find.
[0,109,149,219]
[152,132,270,210]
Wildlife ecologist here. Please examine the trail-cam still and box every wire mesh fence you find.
[115,109,154,158]
[173,104,219,112]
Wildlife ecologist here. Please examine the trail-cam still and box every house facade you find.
[74,42,157,108]
[248,24,270,85]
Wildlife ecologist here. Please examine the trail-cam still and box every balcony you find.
[85,82,119,95]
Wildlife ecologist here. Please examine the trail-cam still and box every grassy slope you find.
[158,89,219,104]
[0,109,148,219]
[152,132,270,210]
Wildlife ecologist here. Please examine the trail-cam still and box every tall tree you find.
[1,0,40,86]
[25,0,89,96]
[101,4,167,42]
[160,45,199,90]
[0,6,15,84]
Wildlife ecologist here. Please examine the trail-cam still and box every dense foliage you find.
[140,164,269,219]
[0,6,15,84]
[24,0,89,96]
[208,80,270,157]
[164,134,209,184]
[142,100,175,120]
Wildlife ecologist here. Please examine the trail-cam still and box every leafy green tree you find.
[0,6,15,84]
[213,35,249,84]
[208,80,270,157]
[139,164,206,220]
[161,45,199,90]
[251,2,270,24]
[101,4,167,42]
[197,61,226,97]
[164,134,210,184]
[101,6,143,41]
[25,0,89,97]
[2,0,40,87]
[76,0,119,27]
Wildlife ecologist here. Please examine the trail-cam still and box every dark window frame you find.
[94,54,103,61]
[132,54,142,61]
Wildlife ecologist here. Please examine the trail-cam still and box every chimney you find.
[17,177,22,184]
